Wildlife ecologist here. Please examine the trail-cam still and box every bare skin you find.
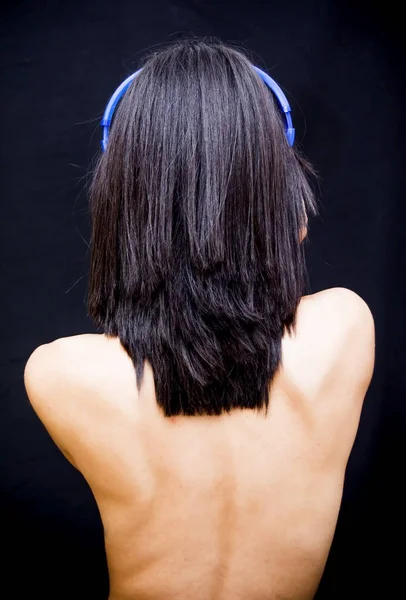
[24,287,375,600]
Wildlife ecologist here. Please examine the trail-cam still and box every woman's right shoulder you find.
[312,286,372,313]
[282,287,375,408]
[298,287,374,349]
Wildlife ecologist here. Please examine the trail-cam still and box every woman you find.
[24,38,375,600]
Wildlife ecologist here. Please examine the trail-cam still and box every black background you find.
[1,1,404,598]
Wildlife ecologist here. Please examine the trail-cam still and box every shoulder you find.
[310,287,374,378]
[24,336,73,403]
[24,333,138,414]
[24,334,102,393]
[24,334,136,464]
[24,333,128,385]
[24,333,136,408]
[23,336,84,465]
[296,287,374,356]
[305,287,374,326]
[282,287,375,401]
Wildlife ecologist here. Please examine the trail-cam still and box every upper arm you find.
[286,287,375,460]
[24,342,56,416]
[308,288,375,443]
[286,287,375,415]
[326,287,375,394]
[24,341,78,467]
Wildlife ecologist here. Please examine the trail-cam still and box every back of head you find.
[88,37,317,416]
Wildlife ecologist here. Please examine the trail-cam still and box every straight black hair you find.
[88,37,317,417]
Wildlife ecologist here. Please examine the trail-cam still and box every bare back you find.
[24,288,375,600]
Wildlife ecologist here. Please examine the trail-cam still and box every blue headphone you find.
[100,65,295,151]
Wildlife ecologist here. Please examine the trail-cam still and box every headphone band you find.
[100,65,295,151]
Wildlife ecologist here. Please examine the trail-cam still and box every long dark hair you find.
[88,37,317,417]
